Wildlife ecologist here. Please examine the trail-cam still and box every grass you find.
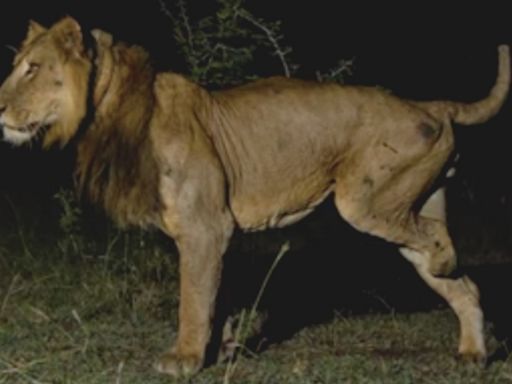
[2,273,512,384]
[1,198,512,383]
[0,241,178,384]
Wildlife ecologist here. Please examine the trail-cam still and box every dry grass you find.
[1,198,512,383]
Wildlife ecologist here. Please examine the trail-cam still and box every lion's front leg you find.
[150,122,235,376]
[155,213,234,377]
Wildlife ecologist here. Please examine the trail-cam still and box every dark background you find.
[1,0,512,353]
[1,1,511,195]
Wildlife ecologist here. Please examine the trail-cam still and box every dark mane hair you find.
[76,42,162,228]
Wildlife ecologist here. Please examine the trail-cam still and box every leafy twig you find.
[237,10,291,77]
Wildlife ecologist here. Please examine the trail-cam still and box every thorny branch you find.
[236,10,291,77]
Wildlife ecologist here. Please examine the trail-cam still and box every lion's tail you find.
[415,45,510,125]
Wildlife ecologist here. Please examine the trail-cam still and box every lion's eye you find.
[25,62,40,77]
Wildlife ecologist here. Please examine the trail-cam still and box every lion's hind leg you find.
[402,249,486,362]
[333,181,456,277]
[400,187,485,361]
[333,178,485,361]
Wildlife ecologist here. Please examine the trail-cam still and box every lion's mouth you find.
[14,122,40,133]
[2,121,50,145]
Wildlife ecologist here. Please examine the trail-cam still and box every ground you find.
[1,214,512,384]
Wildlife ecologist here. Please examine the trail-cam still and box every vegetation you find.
[158,0,297,86]
[2,259,512,384]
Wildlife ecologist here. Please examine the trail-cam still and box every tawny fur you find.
[0,16,509,377]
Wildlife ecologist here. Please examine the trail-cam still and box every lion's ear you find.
[91,29,113,49]
[90,29,115,105]
[52,16,85,58]
[21,20,47,48]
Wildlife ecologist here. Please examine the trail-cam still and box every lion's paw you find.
[458,350,486,366]
[458,344,487,366]
[154,351,203,377]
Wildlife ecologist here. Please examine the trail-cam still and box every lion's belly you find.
[229,177,334,231]
[220,129,341,231]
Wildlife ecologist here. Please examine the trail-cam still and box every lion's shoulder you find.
[154,73,210,108]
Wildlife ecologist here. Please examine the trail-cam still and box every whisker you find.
[4,45,18,55]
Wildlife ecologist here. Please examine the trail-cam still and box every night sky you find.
[2,2,512,95]
[0,1,511,196]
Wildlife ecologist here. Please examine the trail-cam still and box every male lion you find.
[0,17,509,376]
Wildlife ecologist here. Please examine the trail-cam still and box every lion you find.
[0,17,509,376]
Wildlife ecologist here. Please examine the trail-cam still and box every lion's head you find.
[0,17,91,147]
